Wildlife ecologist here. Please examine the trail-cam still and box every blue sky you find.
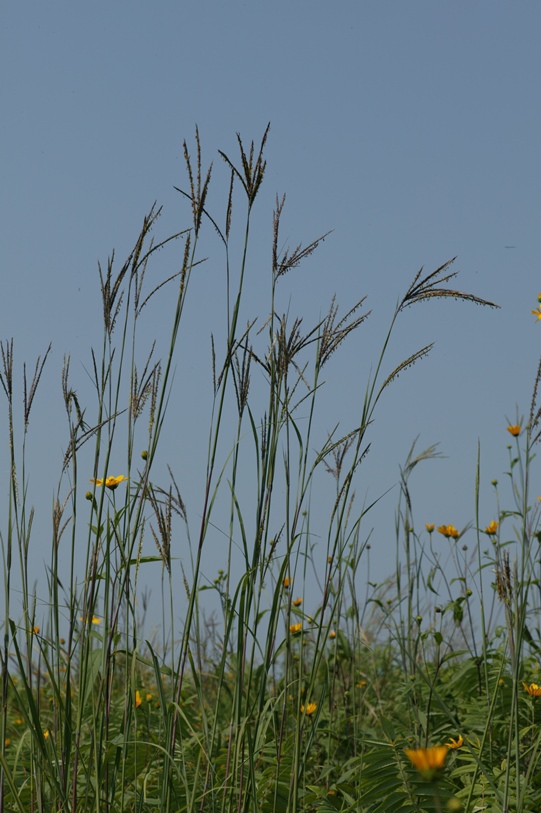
[1,2,540,630]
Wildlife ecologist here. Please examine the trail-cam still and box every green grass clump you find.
[2,127,541,813]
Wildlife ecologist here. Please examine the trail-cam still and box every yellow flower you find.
[485,521,498,535]
[4,738,11,747]
[446,735,464,750]
[90,475,128,490]
[44,730,50,740]
[300,702,317,715]
[283,577,292,589]
[507,425,521,437]
[80,615,101,625]
[327,556,333,563]
[32,626,40,634]
[135,690,142,708]
[356,679,367,688]
[292,597,303,606]
[289,623,302,635]
[405,745,448,774]
[425,524,435,533]
[329,630,337,639]
[437,525,460,539]
[523,682,541,697]
[146,693,153,702]
[532,307,541,321]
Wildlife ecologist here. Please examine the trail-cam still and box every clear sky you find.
[1,2,540,631]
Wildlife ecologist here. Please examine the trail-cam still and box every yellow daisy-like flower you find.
[90,475,128,490]
[329,630,337,639]
[289,623,302,635]
[80,615,101,625]
[405,745,448,774]
[300,702,317,715]
[507,425,521,437]
[446,735,464,750]
[135,690,143,708]
[437,525,460,539]
[523,682,541,697]
[484,520,498,535]
[292,597,303,606]
[532,307,541,321]
[283,577,292,589]
[425,524,435,533]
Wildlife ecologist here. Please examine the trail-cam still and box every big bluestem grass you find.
[2,127,541,813]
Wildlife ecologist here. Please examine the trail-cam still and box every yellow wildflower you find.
[44,730,50,740]
[405,745,448,775]
[80,615,101,625]
[437,525,460,539]
[329,630,337,639]
[90,475,128,490]
[135,690,142,708]
[507,425,521,437]
[523,682,541,697]
[292,597,303,606]
[32,626,40,634]
[532,307,541,321]
[283,577,292,589]
[425,524,435,533]
[289,623,302,635]
[4,738,11,747]
[485,521,498,535]
[146,693,153,702]
[300,702,317,715]
[446,735,464,750]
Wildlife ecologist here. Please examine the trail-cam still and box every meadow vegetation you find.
[2,127,541,812]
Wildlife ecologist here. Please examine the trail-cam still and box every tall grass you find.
[1,127,540,813]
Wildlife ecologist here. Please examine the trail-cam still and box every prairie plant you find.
[4,127,534,813]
